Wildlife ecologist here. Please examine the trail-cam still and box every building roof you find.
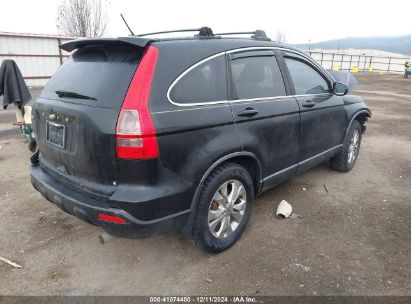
[0,31,82,40]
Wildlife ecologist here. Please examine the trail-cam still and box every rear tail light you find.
[116,45,159,159]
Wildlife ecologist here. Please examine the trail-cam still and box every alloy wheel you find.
[348,129,360,165]
[208,179,247,239]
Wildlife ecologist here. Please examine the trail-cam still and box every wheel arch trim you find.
[181,151,262,236]
[198,151,263,188]
[346,109,371,136]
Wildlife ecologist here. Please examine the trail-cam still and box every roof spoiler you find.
[60,37,155,52]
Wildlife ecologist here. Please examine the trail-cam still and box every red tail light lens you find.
[116,45,159,159]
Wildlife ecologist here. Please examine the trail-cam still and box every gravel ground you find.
[0,74,410,296]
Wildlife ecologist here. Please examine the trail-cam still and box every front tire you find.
[192,163,254,253]
[330,120,362,172]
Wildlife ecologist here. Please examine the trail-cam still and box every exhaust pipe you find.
[98,231,116,245]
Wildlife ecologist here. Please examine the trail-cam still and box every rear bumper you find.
[30,164,191,238]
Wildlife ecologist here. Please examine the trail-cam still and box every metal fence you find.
[307,51,410,73]
[0,32,77,87]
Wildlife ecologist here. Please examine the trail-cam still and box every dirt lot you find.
[0,73,410,296]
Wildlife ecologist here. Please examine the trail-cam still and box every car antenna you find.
[120,13,134,36]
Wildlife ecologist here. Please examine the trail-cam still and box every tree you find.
[276,30,288,43]
[56,0,108,37]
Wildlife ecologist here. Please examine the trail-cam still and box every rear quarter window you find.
[169,55,227,104]
[41,44,142,108]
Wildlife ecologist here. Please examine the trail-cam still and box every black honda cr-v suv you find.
[30,27,371,252]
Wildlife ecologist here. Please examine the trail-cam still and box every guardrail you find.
[307,51,410,73]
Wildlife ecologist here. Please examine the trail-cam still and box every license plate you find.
[46,121,65,148]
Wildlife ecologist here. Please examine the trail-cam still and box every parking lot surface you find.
[0,73,410,295]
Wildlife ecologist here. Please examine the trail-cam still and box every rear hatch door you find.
[33,43,143,196]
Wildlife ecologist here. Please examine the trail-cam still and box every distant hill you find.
[296,35,411,56]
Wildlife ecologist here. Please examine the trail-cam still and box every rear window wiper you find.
[55,90,96,101]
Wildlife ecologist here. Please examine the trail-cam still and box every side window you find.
[284,57,330,95]
[170,55,227,103]
[230,56,286,100]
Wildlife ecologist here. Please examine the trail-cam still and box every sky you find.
[0,0,410,43]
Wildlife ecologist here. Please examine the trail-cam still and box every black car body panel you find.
[30,164,190,237]
[296,93,346,161]
[30,34,371,239]
[34,99,120,194]
[60,37,155,52]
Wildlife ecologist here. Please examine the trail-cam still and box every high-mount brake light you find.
[116,45,159,159]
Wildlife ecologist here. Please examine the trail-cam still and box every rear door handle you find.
[302,100,315,108]
[237,108,259,117]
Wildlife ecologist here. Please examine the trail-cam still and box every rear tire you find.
[330,120,362,172]
[192,163,254,253]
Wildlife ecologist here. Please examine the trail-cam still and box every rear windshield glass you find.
[41,44,142,108]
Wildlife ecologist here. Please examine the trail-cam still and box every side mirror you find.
[333,82,348,96]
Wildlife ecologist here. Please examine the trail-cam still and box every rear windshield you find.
[41,44,142,108]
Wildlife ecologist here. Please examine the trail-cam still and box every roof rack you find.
[214,30,270,41]
[136,27,270,41]
[137,27,214,37]
[214,31,254,36]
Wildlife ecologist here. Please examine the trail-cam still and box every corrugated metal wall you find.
[0,32,76,87]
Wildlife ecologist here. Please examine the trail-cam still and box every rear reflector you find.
[117,136,142,148]
[116,45,159,159]
[98,213,127,224]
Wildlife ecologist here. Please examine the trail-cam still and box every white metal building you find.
[0,32,78,87]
